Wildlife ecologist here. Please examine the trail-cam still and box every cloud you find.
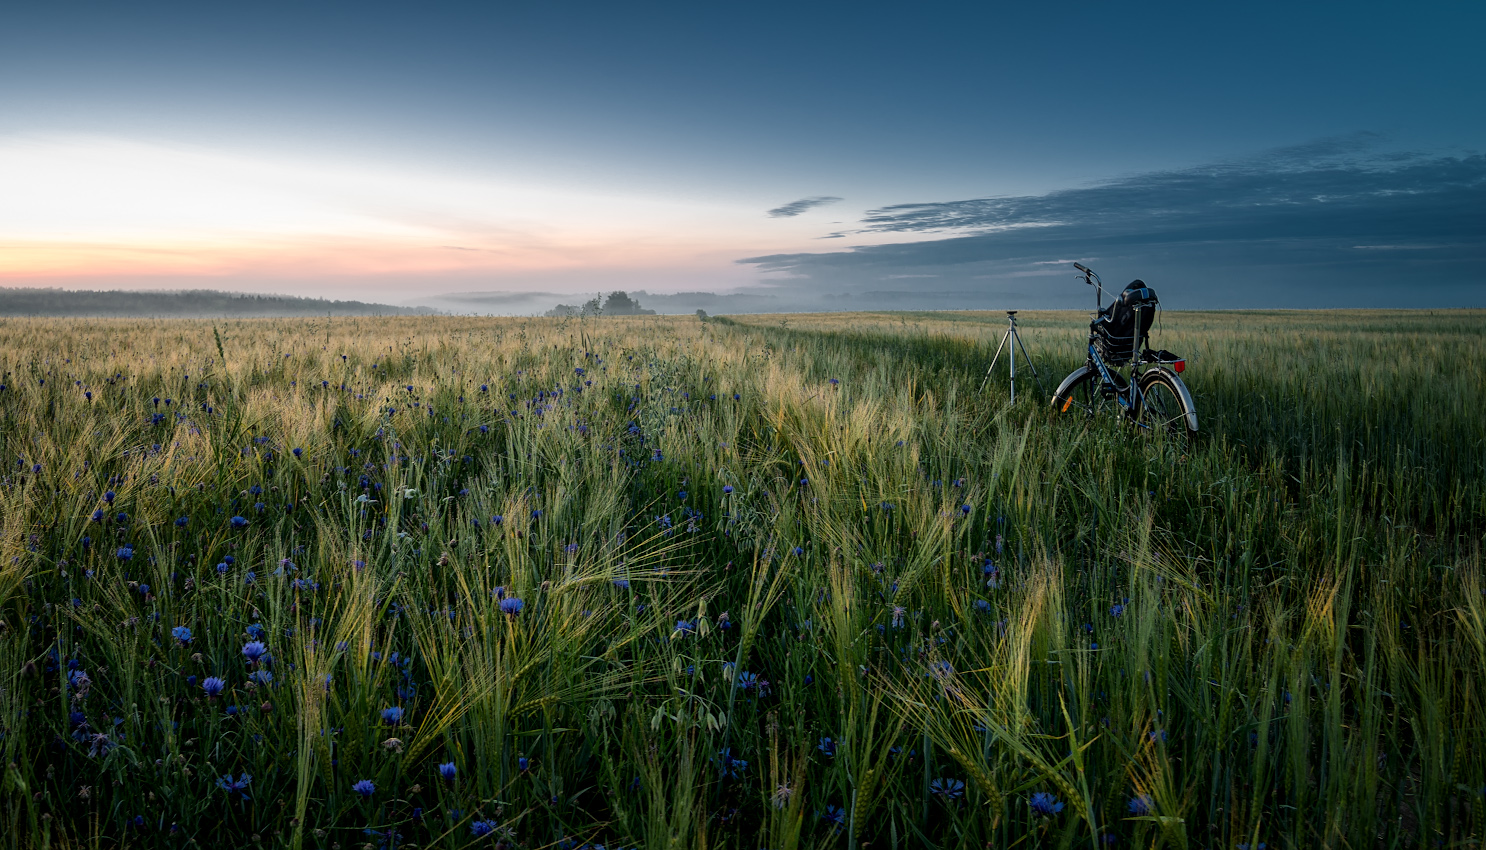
[767,196,843,218]
[739,140,1486,308]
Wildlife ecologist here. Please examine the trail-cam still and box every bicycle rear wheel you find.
[1134,369,1197,440]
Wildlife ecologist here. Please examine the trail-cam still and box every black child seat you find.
[1090,280,1159,365]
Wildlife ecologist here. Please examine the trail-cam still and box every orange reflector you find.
[1061,397,1073,412]
[1172,360,1186,373]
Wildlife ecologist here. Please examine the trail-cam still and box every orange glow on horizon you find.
[0,134,841,287]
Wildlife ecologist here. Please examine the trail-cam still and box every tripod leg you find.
[981,331,1011,392]
[1011,326,1048,398]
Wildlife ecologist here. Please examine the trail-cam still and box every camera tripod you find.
[980,311,1045,403]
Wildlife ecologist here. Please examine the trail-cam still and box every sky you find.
[1,1,1483,310]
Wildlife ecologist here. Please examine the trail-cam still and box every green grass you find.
[0,310,1482,849]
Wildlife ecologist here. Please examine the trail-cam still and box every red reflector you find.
[1172,360,1186,373]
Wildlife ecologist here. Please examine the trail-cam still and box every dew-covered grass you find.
[0,310,1482,849]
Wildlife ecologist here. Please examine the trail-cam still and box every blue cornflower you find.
[817,737,836,757]
[518,756,530,771]
[961,504,972,514]
[675,619,696,636]
[820,804,846,826]
[470,820,498,838]
[216,772,252,797]
[1110,604,1125,617]
[230,516,248,529]
[930,777,965,800]
[175,516,189,527]
[116,545,134,561]
[352,779,375,797]
[241,641,268,663]
[292,447,303,458]
[216,562,229,574]
[438,761,457,782]
[722,484,733,494]
[491,515,503,525]
[250,670,273,685]
[381,706,405,725]
[244,571,256,585]
[1127,794,1153,816]
[202,676,226,697]
[717,747,748,778]
[499,597,525,616]
[104,490,115,503]
[792,546,804,556]
[171,626,193,644]
[1029,791,1064,816]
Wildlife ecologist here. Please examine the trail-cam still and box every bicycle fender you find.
[1051,365,1092,408]
[1150,367,1199,432]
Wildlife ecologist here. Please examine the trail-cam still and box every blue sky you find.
[2,1,1482,308]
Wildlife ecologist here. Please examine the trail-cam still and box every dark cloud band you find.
[767,196,843,218]
[739,140,1486,308]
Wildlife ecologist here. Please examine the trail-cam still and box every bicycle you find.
[1050,263,1198,440]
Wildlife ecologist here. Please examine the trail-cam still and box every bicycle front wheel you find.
[1134,369,1197,440]
[1052,365,1130,422]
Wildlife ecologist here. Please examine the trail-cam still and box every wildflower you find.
[961,504,972,514]
[499,597,525,616]
[470,820,499,838]
[230,516,248,529]
[244,571,256,585]
[172,626,193,644]
[438,761,457,782]
[203,676,226,697]
[1127,794,1153,816]
[292,447,303,458]
[241,641,268,663]
[674,619,696,636]
[491,515,503,525]
[722,484,733,494]
[381,706,405,725]
[817,737,836,757]
[772,784,793,809]
[518,756,530,771]
[891,606,906,628]
[820,804,847,827]
[216,772,252,798]
[717,747,748,778]
[792,546,804,556]
[216,562,229,574]
[1110,604,1125,617]
[930,777,965,800]
[175,516,189,527]
[1029,791,1064,816]
[117,545,134,561]
[250,670,273,685]
[104,490,115,503]
[352,779,375,797]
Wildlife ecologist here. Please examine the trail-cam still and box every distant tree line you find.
[546,291,656,317]
[0,288,436,318]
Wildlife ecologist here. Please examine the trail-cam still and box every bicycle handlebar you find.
[1073,262,1090,273]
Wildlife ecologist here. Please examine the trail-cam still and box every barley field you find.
[1,309,1483,849]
